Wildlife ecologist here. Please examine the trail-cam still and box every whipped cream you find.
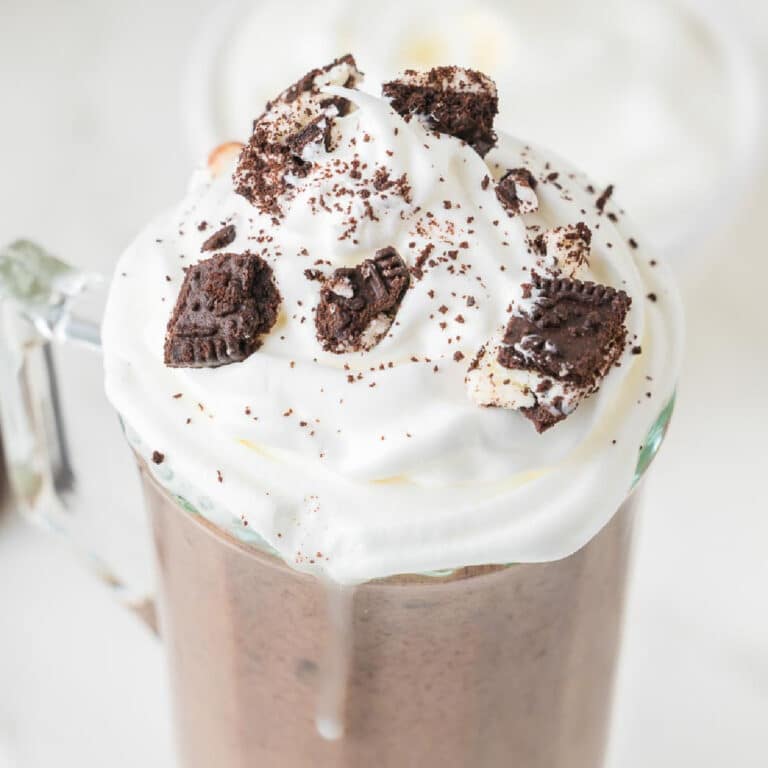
[103,70,682,584]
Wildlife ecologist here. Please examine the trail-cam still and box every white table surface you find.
[0,1,766,766]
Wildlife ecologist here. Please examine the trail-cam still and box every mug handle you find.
[0,239,157,632]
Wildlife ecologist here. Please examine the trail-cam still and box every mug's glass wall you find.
[142,464,636,768]
[0,430,8,512]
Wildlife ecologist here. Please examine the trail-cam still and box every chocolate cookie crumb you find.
[152,451,165,465]
[496,168,539,216]
[201,224,237,252]
[315,247,410,353]
[383,66,498,156]
[164,252,281,368]
[287,114,334,157]
[595,184,614,213]
[304,268,325,282]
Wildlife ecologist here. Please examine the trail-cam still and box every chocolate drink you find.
[103,57,682,768]
[143,465,635,768]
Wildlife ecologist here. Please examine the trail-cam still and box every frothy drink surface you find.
[143,467,634,767]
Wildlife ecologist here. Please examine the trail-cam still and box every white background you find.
[0,1,767,766]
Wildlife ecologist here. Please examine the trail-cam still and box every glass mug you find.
[0,240,675,767]
[0,433,7,514]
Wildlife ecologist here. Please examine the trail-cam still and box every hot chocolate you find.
[102,57,682,766]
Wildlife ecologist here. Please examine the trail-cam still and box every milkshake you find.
[102,57,682,766]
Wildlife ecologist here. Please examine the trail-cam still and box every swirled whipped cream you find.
[103,57,682,583]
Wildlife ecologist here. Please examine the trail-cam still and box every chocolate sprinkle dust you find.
[315,247,409,353]
[499,273,631,432]
[164,252,281,368]
[383,66,498,156]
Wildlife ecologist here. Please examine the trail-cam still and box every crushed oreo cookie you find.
[201,224,236,252]
[315,247,409,353]
[164,252,281,368]
[496,168,539,215]
[382,66,498,156]
[497,273,631,431]
[234,55,363,215]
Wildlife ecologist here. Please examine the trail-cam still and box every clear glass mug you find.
[0,240,675,767]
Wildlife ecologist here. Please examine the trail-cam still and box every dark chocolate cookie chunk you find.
[499,273,631,431]
[164,252,281,368]
[518,403,566,433]
[234,56,363,215]
[382,66,498,156]
[496,168,539,215]
[201,224,236,252]
[315,247,409,353]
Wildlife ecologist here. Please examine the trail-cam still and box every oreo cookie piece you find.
[234,56,363,215]
[164,252,281,368]
[315,247,410,353]
[496,168,539,215]
[498,273,631,431]
[201,224,236,252]
[382,66,498,156]
[266,53,363,117]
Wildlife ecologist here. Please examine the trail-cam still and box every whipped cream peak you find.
[103,57,682,583]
